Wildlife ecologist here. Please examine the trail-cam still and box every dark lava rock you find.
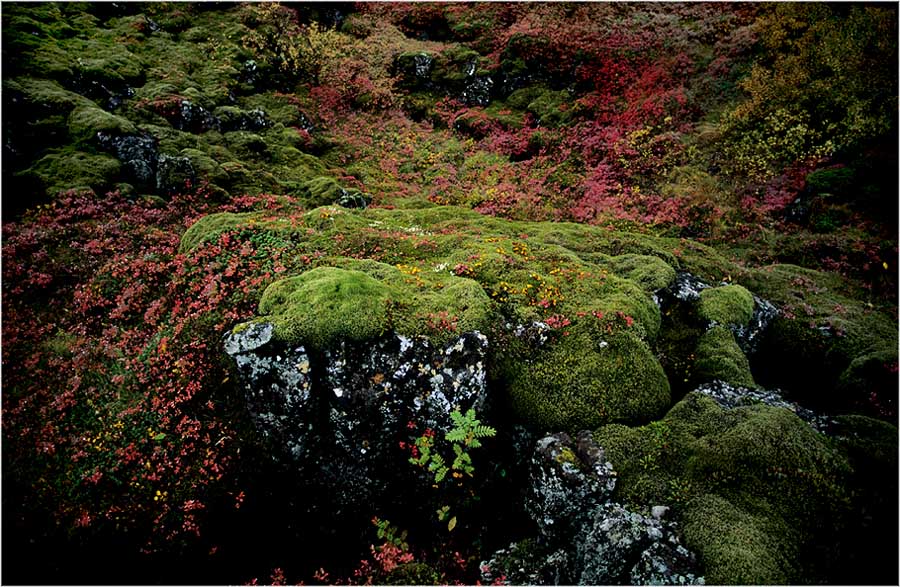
[240,59,260,88]
[156,153,195,194]
[482,431,704,586]
[629,537,706,585]
[731,294,779,355]
[576,503,702,585]
[481,540,572,586]
[461,60,494,107]
[217,107,271,133]
[525,431,616,539]
[97,131,158,189]
[658,271,778,356]
[173,100,221,133]
[224,325,490,512]
[396,52,435,82]
[334,189,370,209]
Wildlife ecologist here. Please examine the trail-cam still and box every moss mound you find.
[67,105,137,141]
[293,176,370,209]
[694,326,755,387]
[682,493,791,584]
[742,264,898,414]
[19,150,121,196]
[255,262,493,349]
[594,392,863,584]
[697,284,754,326]
[507,328,671,431]
[604,253,677,293]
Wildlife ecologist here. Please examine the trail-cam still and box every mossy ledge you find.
[254,261,494,350]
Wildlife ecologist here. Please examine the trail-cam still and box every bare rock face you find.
[525,431,616,539]
[483,431,704,586]
[224,324,490,513]
[576,503,703,585]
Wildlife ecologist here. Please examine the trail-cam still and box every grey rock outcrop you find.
[224,324,491,512]
[482,431,704,586]
[525,431,616,539]
[694,380,834,433]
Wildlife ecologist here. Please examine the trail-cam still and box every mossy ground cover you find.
[2,2,897,585]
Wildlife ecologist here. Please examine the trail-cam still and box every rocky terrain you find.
[2,3,897,584]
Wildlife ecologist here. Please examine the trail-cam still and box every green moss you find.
[505,86,546,111]
[507,329,671,431]
[256,262,494,349]
[604,254,677,293]
[740,264,897,411]
[224,131,269,159]
[697,285,754,326]
[144,124,198,153]
[431,45,490,86]
[240,93,311,128]
[682,494,791,585]
[75,37,144,86]
[5,77,94,114]
[831,414,898,472]
[595,392,855,584]
[525,88,573,128]
[67,105,136,142]
[836,344,897,402]
[19,150,121,196]
[694,326,755,387]
[259,267,397,347]
[290,176,369,209]
[179,147,228,187]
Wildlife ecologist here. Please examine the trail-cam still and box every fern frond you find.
[473,424,496,438]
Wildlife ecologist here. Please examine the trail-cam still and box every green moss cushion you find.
[698,284,755,326]
[595,392,861,585]
[694,326,755,387]
[256,262,493,349]
[508,329,671,431]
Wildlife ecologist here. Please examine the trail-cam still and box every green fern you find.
[408,407,496,527]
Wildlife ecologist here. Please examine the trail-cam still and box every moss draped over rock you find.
[694,326,755,387]
[593,392,894,584]
[506,328,671,431]
[697,284,755,326]
[255,262,493,349]
[185,205,693,426]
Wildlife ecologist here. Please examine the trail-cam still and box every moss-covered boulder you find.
[256,262,493,349]
[682,493,792,584]
[524,88,573,128]
[18,149,121,196]
[694,326,755,387]
[507,328,671,431]
[697,284,754,326]
[594,392,866,584]
[67,105,137,142]
[605,254,677,293]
